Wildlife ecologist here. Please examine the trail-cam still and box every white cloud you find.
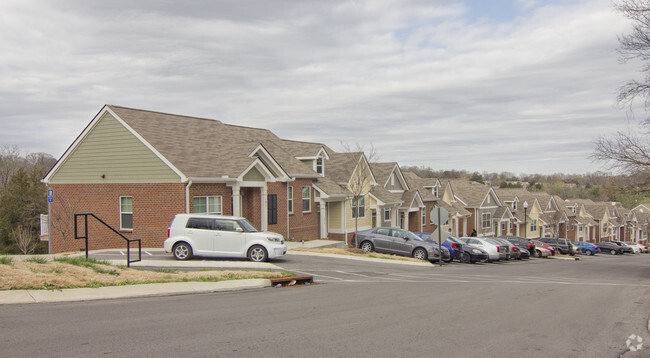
[0,0,639,174]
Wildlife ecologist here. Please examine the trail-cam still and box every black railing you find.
[74,213,142,267]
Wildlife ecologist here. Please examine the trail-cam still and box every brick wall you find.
[48,183,186,253]
[287,179,319,241]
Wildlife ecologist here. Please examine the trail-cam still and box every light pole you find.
[523,201,528,238]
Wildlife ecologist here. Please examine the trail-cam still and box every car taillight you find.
[496,247,500,252]
[167,228,170,238]
[511,247,516,251]
[451,243,457,249]
[528,243,533,247]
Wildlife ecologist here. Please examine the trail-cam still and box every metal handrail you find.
[74,213,142,267]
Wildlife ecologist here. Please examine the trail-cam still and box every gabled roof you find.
[369,186,403,205]
[402,172,437,202]
[326,152,376,185]
[450,180,501,208]
[371,162,410,192]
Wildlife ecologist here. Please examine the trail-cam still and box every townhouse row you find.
[41,105,649,253]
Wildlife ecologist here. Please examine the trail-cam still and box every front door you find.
[390,228,412,256]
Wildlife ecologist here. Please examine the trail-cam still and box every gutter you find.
[185,180,193,213]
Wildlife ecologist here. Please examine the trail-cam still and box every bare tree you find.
[591,1,650,187]
[13,224,38,255]
[0,145,23,188]
[50,192,84,252]
[340,143,379,246]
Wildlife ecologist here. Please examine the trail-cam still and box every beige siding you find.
[243,166,265,181]
[329,202,342,229]
[49,112,181,184]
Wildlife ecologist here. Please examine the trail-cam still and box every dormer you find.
[296,147,329,176]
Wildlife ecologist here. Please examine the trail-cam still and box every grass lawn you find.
[0,256,294,290]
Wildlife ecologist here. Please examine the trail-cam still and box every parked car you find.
[355,227,450,262]
[572,241,600,256]
[491,237,522,260]
[595,241,625,255]
[531,240,556,257]
[449,236,489,263]
[611,241,635,254]
[164,214,287,262]
[625,241,647,253]
[535,246,552,258]
[537,237,576,255]
[459,237,507,262]
[499,236,535,256]
[414,232,458,263]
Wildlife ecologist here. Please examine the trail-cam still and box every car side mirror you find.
[404,237,410,241]
[236,227,243,232]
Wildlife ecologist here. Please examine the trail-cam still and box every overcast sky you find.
[0,0,642,175]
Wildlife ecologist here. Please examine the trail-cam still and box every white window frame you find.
[193,195,223,215]
[120,196,133,230]
[432,186,438,197]
[421,208,426,225]
[316,158,324,174]
[530,219,537,232]
[287,186,294,214]
[480,212,490,229]
[384,208,391,221]
[352,195,365,219]
[302,186,311,213]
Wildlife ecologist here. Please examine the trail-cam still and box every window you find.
[352,195,365,218]
[384,208,391,221]
[268,194,277,225]
[530,219,537,232]
[193,196,222,214]
[501,221,507,233]
[432,186,438,197]
[186,217,215,230]
[512,202,517,210]
[302,186,311,212]
[481,212,491,229]
[120,196,133,230]
[287,186,294,214]
[316,158,323,174]
[421,208,426,225]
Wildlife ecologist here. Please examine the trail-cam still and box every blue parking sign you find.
[47,189,53,203]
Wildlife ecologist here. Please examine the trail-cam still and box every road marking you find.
[144,251,152,256]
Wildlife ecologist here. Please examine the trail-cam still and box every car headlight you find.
[267,237,282,243]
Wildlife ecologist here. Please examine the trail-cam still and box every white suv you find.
[164,214,287,262]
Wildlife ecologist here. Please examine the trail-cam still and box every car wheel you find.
[173,242,192,260]
[248,245,268,262]
[360,241,374,253]
[461,252,471,264]
[610,249,617,255]
[535,250,542,258]
[586,250,594,256]
[412,248,428,261]
[444,258,452,263]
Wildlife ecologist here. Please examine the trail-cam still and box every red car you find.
[531,240,556,256]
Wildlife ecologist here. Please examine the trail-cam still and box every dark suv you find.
[537,238,576,255]
[498,236,535,256]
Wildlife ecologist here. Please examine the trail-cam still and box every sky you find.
[0,0,643,175]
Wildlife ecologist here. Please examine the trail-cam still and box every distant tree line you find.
[0,145,56,254]
[402,165,649,209]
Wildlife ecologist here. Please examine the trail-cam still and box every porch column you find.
[319,200,327,239]
[232,184,241,216]
[261,186,268,231]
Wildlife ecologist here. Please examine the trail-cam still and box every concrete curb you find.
[286,250,434,266]
[0,279,271,305]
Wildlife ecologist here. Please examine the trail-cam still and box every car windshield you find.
[238,219,258,232]
[419,233,432,240]
[447,236,463,244]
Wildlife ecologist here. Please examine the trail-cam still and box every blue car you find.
[415,232,458,263]
[573,241,599,256]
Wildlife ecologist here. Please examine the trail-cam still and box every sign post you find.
[430,207,449,266]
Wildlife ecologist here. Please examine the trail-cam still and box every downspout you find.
[185,180,193,213]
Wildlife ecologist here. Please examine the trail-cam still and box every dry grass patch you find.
[292,247,425,263]
[0,258,292,290]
